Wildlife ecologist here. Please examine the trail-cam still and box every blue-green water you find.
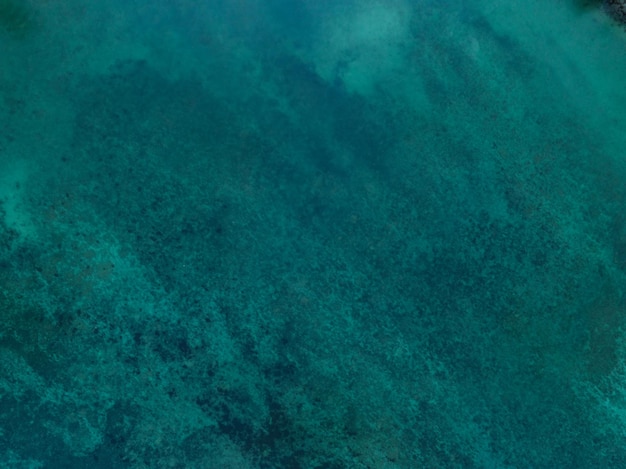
[1,0,626,467]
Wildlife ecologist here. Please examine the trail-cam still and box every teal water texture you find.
[1,0,625,467]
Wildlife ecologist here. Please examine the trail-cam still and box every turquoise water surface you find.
[1,0,626,467]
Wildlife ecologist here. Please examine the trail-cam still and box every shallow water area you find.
[1,0,625,467]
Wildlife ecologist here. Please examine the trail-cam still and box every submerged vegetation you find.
[1,0,625,466]
[605,0,626,23]
[573,0,626,25]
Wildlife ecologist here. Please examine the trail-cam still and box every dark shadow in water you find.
[0,0,34,37]
[571,0,626,25]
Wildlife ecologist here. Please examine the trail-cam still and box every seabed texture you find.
[1,0,626,467]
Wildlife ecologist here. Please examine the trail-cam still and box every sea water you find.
[0,0,625,467]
